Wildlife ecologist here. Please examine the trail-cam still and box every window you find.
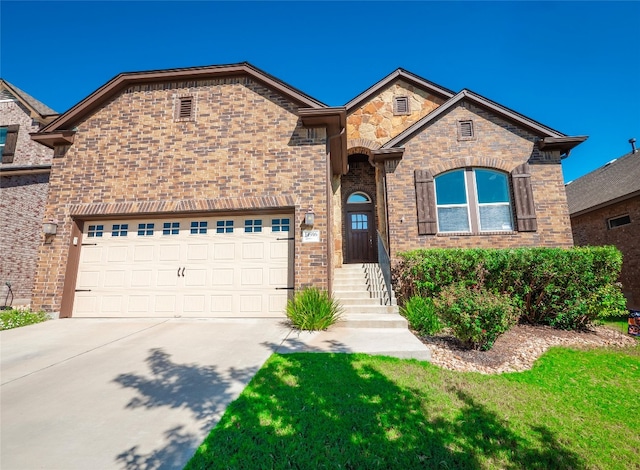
[244,219,262,233]
[112,224,128,237]
[435,168,513,233]
[137,223,154,236]
[608,214,631,229]
[87,225,104,238]
[347,192,372,204]
[216,220,234,233]
[190,221,208,234]
[0,127,6,155]
[163,222,180,235]
[351,213,369,230]
[272,218,290,232]
[0,124,19,163]
[393,96,410,115]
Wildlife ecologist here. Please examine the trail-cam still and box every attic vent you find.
[0,89,17,101]
[457,120,475,140]
[393,96,410,115]
[607,214,631,229]
[179,97,193,119]
[175,96,195,121]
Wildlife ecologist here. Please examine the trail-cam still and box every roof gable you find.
[565,150,640,215]
[40,62,327,133]
[345,68,455,113]
[0,79,58,118]
[382,89,587,153]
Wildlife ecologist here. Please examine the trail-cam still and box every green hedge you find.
[393,247,627,330]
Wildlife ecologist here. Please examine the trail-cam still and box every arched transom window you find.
[435,168,513,233]
[347,192,372,204]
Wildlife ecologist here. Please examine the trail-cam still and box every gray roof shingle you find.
[0,79,58,116]
[565,150,640,215]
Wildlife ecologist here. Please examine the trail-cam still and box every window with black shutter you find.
[1,124,19,163]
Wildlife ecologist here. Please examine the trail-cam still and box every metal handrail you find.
[377,231,392,305]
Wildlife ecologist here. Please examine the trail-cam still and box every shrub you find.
[394,246,626,330]
[400,296,443,335]
[0,308,49,331]
[434,284,520,350]
[286,287,343,331]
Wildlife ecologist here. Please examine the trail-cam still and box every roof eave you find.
[539,136,589,157]
[345,69,455,113]
[569,188,640,217]
[41,63,327,133]
[299,107,348,175]
[383,90,573,149]
[30,131,76,149]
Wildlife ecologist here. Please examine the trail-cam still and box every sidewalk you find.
[276,326,432,361]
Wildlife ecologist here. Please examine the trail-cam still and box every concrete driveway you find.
[1,318,294,470]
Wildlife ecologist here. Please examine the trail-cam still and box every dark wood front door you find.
[346,207,377,263]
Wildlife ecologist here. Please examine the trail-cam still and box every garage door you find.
[73,214,293,317]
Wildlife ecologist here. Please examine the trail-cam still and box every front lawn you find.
[187,347,639,469]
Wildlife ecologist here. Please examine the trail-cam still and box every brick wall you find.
[385,101,573,256]
[0,100,52,166]
[0,174,50,304]
[571,195,640,309]
[32,77,329,314]
[0,99,53,305]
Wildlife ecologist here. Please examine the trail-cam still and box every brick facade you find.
[32,77,330,314]
[571,195,640,309]
[0,99,53,305]
[384,101,573,255]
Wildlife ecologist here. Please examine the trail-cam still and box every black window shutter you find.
[511,162,537,231]
[2,124,19,163]
[414,169,437,235]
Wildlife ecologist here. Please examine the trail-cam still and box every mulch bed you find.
[415,324,638,374]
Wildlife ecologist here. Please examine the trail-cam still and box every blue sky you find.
[2,1,638,182]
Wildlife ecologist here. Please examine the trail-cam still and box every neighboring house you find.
[29,63,586,318]
[0,79,58,307]
[565,143,640,309]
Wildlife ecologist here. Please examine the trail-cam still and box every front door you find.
[346,207,377,263]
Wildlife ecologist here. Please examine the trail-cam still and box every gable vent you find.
[457,120,475,140]
[178,97,193,119]
[0,89,17,101]
[393,96,410,115]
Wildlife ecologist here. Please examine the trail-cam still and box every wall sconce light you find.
[304,208,315,226]
[43,220,58,243]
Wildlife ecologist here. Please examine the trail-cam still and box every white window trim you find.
[435,170,472,233]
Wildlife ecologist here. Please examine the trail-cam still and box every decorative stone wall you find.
[571,195,640,309]
[347,80,445,145]
[32,77,329,314]
[385,101,574,256]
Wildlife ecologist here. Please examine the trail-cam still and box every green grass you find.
[186,346,640,470]
[0,308,49,330]
[603,314,637,337]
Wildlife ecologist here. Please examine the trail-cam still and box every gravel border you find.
[416,324,638,374]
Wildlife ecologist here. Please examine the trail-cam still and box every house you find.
[565,141,640,309]
[0,79,58,307]
[29,63,587,318]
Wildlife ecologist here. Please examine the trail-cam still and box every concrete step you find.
[336,297,385,306]
[333,290,374,300]
[334,274,368,282]
[335,313,408,329]
[341,304,398,315]
[337,264,368,271]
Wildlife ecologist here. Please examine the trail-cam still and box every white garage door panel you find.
[73,214,293,317]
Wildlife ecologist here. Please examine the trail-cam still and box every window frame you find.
[435,168,514,234]
[607,214,631,230]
